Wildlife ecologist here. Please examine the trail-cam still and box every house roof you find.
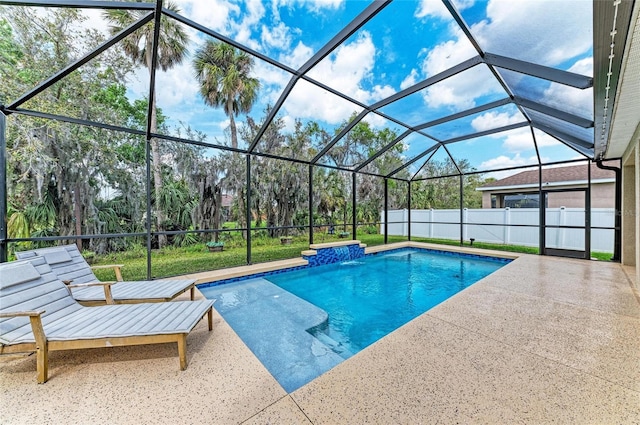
[478,162,616,191]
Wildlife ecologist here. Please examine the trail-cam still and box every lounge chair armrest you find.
[0,310,45,318]
[0,309,49,383]
[91,264,124,281]
[67,281,117,305]
[66,281,118,288]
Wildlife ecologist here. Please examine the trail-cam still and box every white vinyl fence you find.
[381,208,615,253]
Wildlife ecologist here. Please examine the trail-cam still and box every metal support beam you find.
[538,164,544,255]
[441,122,529,145]
[531,122,594,156]
[355,129,413,172]
[246,155,252,264]
[247,77,297,152]
[410,147,439,181]
[309,164,314,245]
[370,56,483,110]
[321,58,480,167]
[8,12,154,110]
[299,0,390,75]
[249,0,390,153]
[0,0,154,9]
[143,0,164,279]
[388,144,440,178]
[0,111,7,262]
[384,178,388,245]
[459,174,464,246]
[146,1,163,138]
[145,126,152,279]
[407,180,412,241]
[484,53,593,89]
[352,173,357,240]
[514,97,593,128]
[586,161,591,258]
[312,110,368,164]
[415,98,512,130]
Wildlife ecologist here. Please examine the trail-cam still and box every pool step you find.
[199,277,345,393]
[308,328,354,360]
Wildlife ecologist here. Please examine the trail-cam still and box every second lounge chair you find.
[15,244,196,305]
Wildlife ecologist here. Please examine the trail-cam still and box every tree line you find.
[1,6,484,254]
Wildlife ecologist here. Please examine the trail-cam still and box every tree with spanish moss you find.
[103,2,189,248]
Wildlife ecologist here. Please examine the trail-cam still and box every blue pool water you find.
[199,248,509,392]
[269,248,507,356]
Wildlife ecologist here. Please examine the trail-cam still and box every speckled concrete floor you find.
[1,250,639,424]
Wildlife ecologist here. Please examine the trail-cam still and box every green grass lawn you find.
[91,233,614,281]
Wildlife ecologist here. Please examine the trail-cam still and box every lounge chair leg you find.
[207,308,213,331]
[178,334,187,370]
[190,287,195,300]
[36,342,49,384]
[29,315,49,383]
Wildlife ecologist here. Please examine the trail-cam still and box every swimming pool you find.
[199,247,510,392]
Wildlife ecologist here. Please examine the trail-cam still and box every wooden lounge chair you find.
[15,244,196,306]
[0,257,214,383]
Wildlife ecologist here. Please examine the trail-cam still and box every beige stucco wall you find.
[481,182,615,209]
[621,126,639,288]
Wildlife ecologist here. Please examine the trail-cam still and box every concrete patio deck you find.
[1,248,639,424]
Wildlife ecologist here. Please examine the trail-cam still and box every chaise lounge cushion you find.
[15,245,196,304]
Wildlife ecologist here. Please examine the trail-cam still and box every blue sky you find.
[84,0,594,178]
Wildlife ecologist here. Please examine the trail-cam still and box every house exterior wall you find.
[621,128,639,289]
[481,182,615,209]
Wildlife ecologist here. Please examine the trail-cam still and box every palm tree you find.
[193,41,260,149]
[103,2,188,247]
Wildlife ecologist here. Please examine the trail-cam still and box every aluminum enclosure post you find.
[407,180,411,241]
[352,173,356,240]
[0,110,7,262]
[384,178,388,244]
[459,174,464,246]
[309,164,314,245]
[246,154,252,264]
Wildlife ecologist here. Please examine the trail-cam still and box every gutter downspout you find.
[596,159,622,262]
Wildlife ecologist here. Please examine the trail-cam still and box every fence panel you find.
[381,208,614,253]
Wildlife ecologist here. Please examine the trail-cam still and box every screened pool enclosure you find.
[0,0,629,277]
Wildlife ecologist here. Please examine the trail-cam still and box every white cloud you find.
[541,57,593,117]
[285,40,315,69]
[362,112,388,129]
[422,65,503,110]
[500,129,537,152]
[179,0,240,33]
[261,21,293,50]
[531,131,562,148]
[471,111,523,132]
[400,69,419,90]
[273,0,344,15]
[130,61,200,110]
[421,27,477,76]
[282,80,362,124]
[413,0,592,114]
[476,0,592,67]
[418,25,499,111]
[280,31,393,123]
[217,118,230,131]
[480,153,538,172]
[415,0,475,19]
[468,114,561,153]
